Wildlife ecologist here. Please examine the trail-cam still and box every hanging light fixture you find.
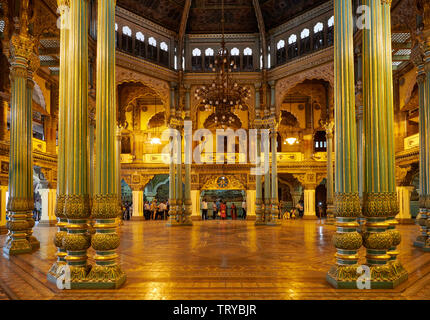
[284,99,299,145]
[194,0,251,127]
[149,95,162,145]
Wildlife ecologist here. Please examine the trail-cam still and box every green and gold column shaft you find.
[48,0,69,281]
[167,83,177,224]
[424,20,430,249]
[116,125,123,226]
[254,83,264,225]
[381,0,402,263]
[25,56,40,250]
[183,87,193,225]
[62,0,91,287]
[326,0,362,289]
[325,121,335,224]
[361,0,407,287]
[414,65,428,248]
[4,24,39,255]
[87,0,126,288]
[263,127,271,222]
[268,82,280,225]
[176,125,183,222]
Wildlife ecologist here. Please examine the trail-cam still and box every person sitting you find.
[291,209,296,219]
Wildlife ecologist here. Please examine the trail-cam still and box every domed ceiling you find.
[116,0,329,33]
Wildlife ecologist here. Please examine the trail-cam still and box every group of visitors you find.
[144,199,169,220]
[201,199,247,220]
[280,200,304,220]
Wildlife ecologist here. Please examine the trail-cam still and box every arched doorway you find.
[200,175,247,220]
[315,180,327,218]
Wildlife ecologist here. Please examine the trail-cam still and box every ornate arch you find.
[116,67,170,108]
[201,175,246,190]
[275,62,334,117]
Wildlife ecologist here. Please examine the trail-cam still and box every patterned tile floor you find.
[0,219,429,300]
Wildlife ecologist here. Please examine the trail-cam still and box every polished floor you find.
[0,219,430,300]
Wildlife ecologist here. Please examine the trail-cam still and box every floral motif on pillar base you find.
[85,194,126,289]
[326,193,362,288]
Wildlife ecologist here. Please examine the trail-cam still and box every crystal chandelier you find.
[194,0,251,127]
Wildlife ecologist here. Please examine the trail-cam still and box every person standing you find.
[151,199,157,220]
[241,200,247,220]
[202,199,208,220]
[220,201,227,220]
[212,201,218,220]
[231,203,237,220]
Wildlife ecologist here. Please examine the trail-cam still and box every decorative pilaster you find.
[48,0,70,282]
[87,0,126,288]
[360,0,407,287]
[62,0,91,287]
[303,186,316,220]
[4,4,40,255]
[325,121,335,224]
[326,0,362,288]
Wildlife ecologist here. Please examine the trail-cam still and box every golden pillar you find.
[361,0,407,287]
[87,0,126,288]
[4,2,40,255]
[62,0,91,287]
[48,0,69,282]
[326,0,362,288]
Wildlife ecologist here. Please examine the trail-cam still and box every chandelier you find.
[194,0,251,127]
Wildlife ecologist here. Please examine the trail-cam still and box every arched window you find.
[136,32,144,41]
[159,42,168,66]
[314,131,327,152]
[260,55,263,69]
[300,28,311,54]
[160,42,168,51]
[276,39,286,65]
[192,48,202,71]
[288,34,298,59]
[174,55,178,70]
[313,22,324,50]
[148,36,157,61]
[121,26,133,53]
[243,47,253,71]
[135,31,145,57]
[231,47,240,71]
[204,48,214,71]
[122,26,132,36]
[327,16,334,46]
[267,46,271,68]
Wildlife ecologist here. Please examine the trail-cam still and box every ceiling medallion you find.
[194,0,250,128]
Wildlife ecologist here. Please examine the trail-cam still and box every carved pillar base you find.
[325,203,336,225]
[254,199,264,225]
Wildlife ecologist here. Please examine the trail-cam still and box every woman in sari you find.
[220,201,227,220]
